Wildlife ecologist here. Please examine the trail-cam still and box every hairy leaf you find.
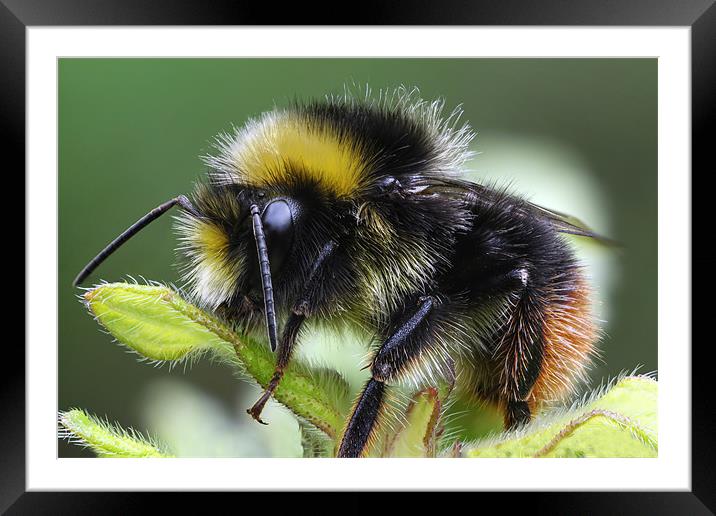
[58,409,172,458]
[464,375,657,458]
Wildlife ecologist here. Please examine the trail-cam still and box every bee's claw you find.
[247,385,276,425]
[247,372,285,426]
[246,407,269,425]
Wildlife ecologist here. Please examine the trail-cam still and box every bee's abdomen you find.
[529,271,598,404]
[445,196,599,410]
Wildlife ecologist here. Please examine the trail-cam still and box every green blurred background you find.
[59,58,656,457]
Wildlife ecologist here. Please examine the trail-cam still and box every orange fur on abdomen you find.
[528,274,599,407]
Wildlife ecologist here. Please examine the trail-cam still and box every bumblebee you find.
[75,88,603,458]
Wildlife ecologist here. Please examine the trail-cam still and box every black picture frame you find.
[5,1,710,512]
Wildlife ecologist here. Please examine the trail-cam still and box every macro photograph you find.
[57,58,657,460]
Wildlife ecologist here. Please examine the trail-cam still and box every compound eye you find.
[262,199,294,274]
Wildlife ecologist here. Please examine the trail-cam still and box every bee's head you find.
[175,182,297,312]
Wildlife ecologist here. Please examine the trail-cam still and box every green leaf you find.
[84,282,230,361]
[58,409,172,458]
[83,282,350,439]
[464,375,657,458]
[384,387,442,457]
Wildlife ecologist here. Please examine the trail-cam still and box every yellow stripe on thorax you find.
[236,113,367,197]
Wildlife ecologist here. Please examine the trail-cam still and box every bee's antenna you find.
[73,195,199,286]
[250,204,279,353]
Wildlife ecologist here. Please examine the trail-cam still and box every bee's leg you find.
[246,311,305,424]
[505,400,532,430]
[495,269,545,430]
[246,241,338,424]
[337,295,436,458]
